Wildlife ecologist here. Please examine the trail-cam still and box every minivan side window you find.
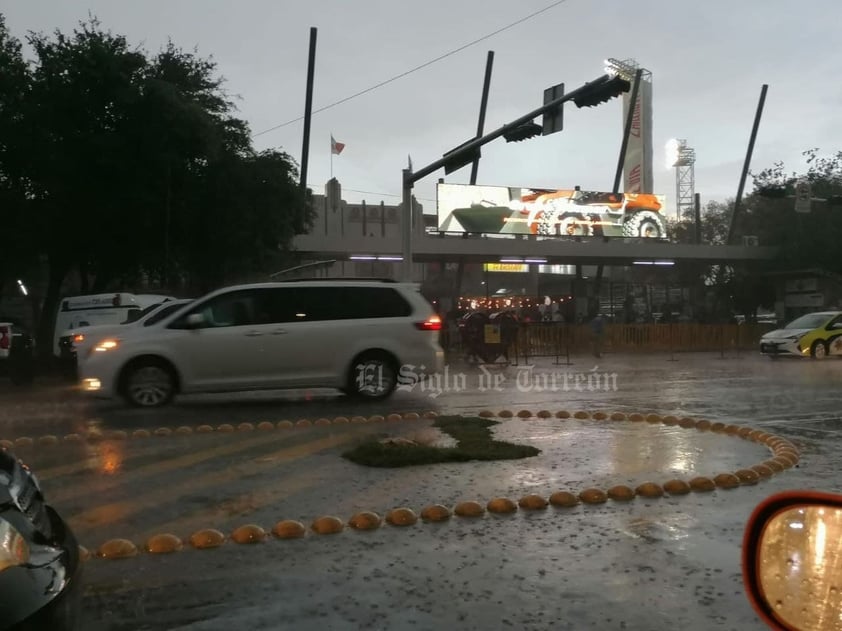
[170,290,260,329]
[265,287,412,322]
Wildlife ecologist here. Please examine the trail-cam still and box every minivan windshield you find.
[122,304,158,324]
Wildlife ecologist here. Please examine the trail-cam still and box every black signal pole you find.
[727,84,768,245]
[300,27,317,200]
[470,51,495,186]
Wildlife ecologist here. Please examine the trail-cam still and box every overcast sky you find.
[4,1,840,215]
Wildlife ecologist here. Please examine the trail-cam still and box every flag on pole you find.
[331,134,345,155]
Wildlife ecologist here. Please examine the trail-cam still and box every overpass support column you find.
[528,264,540,296]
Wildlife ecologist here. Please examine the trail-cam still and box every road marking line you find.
[46,427,360,505]
[66,433,359,536]
[135,472,320,541]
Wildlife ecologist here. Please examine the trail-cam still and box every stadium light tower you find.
[665,138,696,220]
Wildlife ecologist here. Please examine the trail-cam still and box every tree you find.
[0,14,313,355]
[670,199,732,245]
[0,16,35,302]
[747,149,842,275]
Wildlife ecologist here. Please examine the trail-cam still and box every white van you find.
[53,293,144,357]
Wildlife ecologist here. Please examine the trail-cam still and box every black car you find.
[0,448,82,631]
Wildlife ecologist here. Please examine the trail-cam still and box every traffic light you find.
[442,138,481,175]
[573,75,631,108]
[503,121,542,142]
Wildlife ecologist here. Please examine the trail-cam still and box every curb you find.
[71,410,800,562]
[0,410,440,449]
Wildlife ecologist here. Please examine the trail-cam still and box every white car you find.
[78,280,445,406]
[759,311,842,358]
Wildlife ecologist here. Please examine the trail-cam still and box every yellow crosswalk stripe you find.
[136,472,320,541]
[67,433,358,537]
[46,428,349,505]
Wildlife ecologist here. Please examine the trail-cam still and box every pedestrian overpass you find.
[295,231,777,266]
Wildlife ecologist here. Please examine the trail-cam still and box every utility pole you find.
[299,28,317,201]
[727,84,768,245]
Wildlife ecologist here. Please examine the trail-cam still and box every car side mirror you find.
[185,313,206,329]
[832,322,842,330]
[743,491,842,630]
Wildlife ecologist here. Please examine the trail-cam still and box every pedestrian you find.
[590,312,605,358]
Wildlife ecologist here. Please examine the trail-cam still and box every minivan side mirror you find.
[185,313,206,329]
[743,490,842,630]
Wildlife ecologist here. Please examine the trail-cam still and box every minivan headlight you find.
[0,518,30,572]
[93,339,119,352]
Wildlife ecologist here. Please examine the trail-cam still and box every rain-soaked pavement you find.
[2,352,841,630]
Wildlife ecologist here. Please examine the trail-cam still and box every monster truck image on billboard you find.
[436,183,667,238]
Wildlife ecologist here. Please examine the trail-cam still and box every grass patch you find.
[342,415,540,468]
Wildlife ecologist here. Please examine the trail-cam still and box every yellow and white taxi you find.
[759,311,842,358]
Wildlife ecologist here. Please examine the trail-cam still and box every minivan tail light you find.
[415,316,442,331]
[0,327,9,350]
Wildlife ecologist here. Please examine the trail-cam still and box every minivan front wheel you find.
[348,352,398,400]
[122,360,176,407]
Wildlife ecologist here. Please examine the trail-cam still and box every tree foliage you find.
[667,149,842,318]
[746,149,842,275]
[0,15,313,351]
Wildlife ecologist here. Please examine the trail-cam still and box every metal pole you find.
[694,192,702,244]
[299,27,317,200]
[667,322,677,361]
[727,84,768,245]
[409,73,616,185]
[565,322,572,365]
[470,51,495,186]
[400,169,413,282]
[613,68,643,194]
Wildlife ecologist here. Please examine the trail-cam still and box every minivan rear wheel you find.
[347,352,398,400]
[122,359,176,407]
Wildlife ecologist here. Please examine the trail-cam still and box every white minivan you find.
[78,280,445,406]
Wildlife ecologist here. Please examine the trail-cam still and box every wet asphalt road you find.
[2,352,841,630]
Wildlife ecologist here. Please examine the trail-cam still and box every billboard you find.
[437,183,667,238]
[483,264,577,274]
[622,71,654,193]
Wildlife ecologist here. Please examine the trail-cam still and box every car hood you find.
[762,328,812,339]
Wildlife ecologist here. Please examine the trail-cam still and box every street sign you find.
[794,178,812,213]
[542,83,564,135]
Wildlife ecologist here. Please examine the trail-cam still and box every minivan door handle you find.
[271,329,288,335]
[244,331,263,337]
